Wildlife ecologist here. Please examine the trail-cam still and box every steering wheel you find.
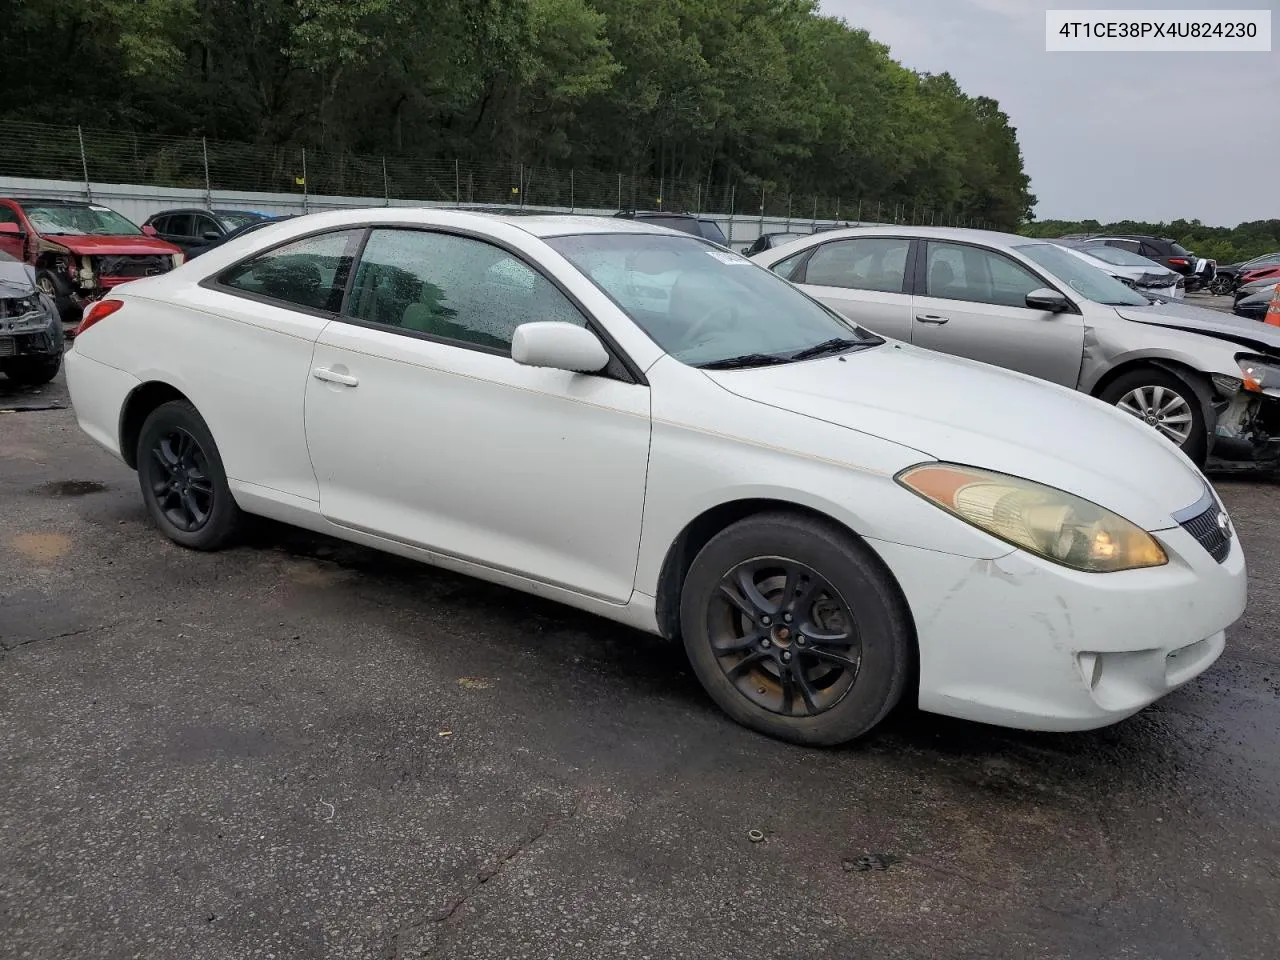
[680,303,739,349]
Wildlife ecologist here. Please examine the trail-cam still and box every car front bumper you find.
[868,510,1246,732]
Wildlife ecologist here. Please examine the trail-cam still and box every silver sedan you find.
[751,226,1280,470]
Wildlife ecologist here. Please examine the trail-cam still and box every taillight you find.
[1168,257,1189,268]
[77,298,123,335]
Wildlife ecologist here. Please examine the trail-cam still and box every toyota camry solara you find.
[64,209,1247,746]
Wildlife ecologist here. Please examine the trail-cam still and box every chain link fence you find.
[0,119,996,229]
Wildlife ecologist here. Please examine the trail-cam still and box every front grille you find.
[95,254,172,278]
[1179,504,1231,563]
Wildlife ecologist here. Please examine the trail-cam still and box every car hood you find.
[43,234,181,256]
[705,343,1209,532]
[1112,300,1280,353]
[0,256,36,294]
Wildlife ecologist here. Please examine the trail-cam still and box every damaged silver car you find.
[752,226,1280,471]
[0,251,64,385]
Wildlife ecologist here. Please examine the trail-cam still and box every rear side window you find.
[698,220,728,245]
[1103,239,1142,254]
[219,230,362,313]
[801,237,910,293]
[770,249,809,281]
[1170,242,1192,257]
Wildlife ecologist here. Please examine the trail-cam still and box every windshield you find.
[546,233,883,367]
[23,204,142,236]
[217,212,266,230]
[1015,242,1149,307]
[1072,244,1161,269]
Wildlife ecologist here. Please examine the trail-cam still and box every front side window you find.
[924,242,1044,308]
[166,214,194,237]
[1015,242,1148,306]
[193,215,221,238]
[802,237,910,293]
[1102,239,1142,254]
[345,229,586,351]
[219,229,361,312]
[547,232,882,368]
[22,204,142,237]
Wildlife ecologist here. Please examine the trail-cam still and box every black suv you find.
[143,208,273,258]
[613,211,729,247]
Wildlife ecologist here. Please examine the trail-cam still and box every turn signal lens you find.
[896,463,1168,573]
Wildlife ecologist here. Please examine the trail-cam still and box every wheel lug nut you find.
[781,651,792,663]
[760,638,771,648]
[797,636,806,646]
[760,615,771,626]
[783,613,792,623]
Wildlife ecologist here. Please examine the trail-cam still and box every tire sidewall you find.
[1100,368,1208,465]
[679,516,910,747]
[136,400,240,549]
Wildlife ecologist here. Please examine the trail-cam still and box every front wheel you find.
[679,512,912,746]
[136,400,243,550]
[1,355,61,386]
[1099,368,1208,465]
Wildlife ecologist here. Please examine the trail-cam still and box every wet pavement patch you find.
[31,480,108,497]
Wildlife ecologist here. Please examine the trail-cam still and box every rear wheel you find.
[136,400,243,550]
[1099,368,1207,465]
[1,355,61,386]
[679,512,912,746]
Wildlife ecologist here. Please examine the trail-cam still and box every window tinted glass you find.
[770,249,809,281]
[802,237,910,293]
[193,215,220,237]
[1070,243,1159,268]
[547,233,881,368]
[1102,239,1141,254]
[698,220,728,244]
[1170,242,1192,257]
[1015,242,1148,306]
[924,242,1042,307]
[345,229,585,350]
[165,214,194,236]
[220,230,360,312]
[0,206,22,225]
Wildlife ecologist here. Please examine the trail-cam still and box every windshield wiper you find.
[697,353,793,370]
[789,337,865,361]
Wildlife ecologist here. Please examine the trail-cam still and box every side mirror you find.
[1026,287,1070,313]
[141,224,158,236]
[202,230,221,241]
[511,322,610,373]
[0,222,21,236]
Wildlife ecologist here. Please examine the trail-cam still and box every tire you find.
[35,269,78,325]
[679,512,912,747]
[1098,368,1208,465]
[136,400,243,550]
[1,354,62,386]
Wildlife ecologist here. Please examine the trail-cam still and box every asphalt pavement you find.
[2,368,1278,960]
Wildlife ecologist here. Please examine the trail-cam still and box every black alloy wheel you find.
[136,400,243,550]
[709,558,860,717]
[680,512,912,746]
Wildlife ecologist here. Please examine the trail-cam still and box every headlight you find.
[172,253,185,267]
[1238,355,1280,393]
[896,463,1168,573]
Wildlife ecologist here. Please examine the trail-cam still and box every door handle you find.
[915,314,950,325]
[312,366,359,387]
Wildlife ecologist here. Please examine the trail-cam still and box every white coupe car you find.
[65,209,1246,746]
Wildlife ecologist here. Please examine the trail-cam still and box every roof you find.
[1,197,98,207]
[778,224,1038,246]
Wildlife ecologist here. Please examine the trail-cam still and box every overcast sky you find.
[819,0,1278,226]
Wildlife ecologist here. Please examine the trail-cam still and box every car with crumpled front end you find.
[0,250,64,385]
[0,197,184,325]
[752,225,1280,472]
[1058,240,1185,299]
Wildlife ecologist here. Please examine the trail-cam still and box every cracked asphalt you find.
[2,366,1279,960]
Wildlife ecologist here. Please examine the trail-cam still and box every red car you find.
[0,197,183,325]
[1239,264,1280,287]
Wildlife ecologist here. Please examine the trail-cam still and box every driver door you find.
[303,227,652,603]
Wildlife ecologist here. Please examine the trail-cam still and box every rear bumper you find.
[63,349,140,461]
[869,520,1246,732]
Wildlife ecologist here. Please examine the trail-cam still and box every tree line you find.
[1023,219,1280,264]
[0,0,1035,229]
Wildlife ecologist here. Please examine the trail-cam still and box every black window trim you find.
[911,238,1083,315]
[201,221,648,386]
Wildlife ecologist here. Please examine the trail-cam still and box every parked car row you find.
[1211,250,1280,294]
[65,209,1248,750]
[1058,233,1217,292]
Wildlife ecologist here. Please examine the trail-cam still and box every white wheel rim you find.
[1116,385,1194,445]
